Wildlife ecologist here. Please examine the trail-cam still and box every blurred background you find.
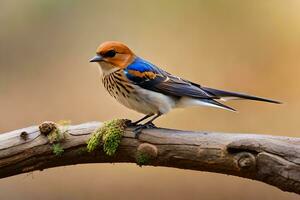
[0,0,299,199]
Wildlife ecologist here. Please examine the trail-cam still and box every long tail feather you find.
[202,87,282,104]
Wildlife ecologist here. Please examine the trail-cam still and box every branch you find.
[0,121,299,195]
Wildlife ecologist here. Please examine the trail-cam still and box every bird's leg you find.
[130,114,153,126]
[142,114,161,128]
[133,113,162,139]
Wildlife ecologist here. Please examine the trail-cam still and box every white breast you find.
[98,62,176,115]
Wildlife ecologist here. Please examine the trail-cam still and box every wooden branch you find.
[0,121,299,195]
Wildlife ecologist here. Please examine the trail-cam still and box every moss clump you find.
[52,143,64,156]
[47,128,65,144]
[39,121,69,156]
[47,120,70,144]
[136,152,151,166]
[48,128,65,156]
[87,131,102,152]
[46,121,68,156]
[102,119,127,156]
[87,119,128,156]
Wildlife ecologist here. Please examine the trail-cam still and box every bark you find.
[0,121,299,194]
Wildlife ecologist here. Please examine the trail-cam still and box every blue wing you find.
[124,57,237,111]
[124,57,215,99]
[124,57,280,110]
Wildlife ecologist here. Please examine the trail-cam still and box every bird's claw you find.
[133,122,157,139]
[144,122,156,128]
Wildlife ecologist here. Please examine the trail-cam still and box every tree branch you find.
[0,121,299,194]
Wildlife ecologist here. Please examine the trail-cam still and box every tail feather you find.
[201,99,237,112]
[202,87,282,104]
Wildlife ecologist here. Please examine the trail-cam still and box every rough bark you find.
[0,121,299,195]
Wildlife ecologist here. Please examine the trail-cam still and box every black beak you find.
[89,55,103,62]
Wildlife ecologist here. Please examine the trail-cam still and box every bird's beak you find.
[89,55,103,62]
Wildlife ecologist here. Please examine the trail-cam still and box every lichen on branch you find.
[87,119,129,156]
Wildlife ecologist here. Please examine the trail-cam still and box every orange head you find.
[90,41,136,69]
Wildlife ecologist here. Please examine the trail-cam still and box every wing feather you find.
[125,57,214,99]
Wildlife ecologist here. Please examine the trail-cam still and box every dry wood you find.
[0,121,299,194]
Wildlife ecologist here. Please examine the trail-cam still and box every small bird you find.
[90,41,280,134]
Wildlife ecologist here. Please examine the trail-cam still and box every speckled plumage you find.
[100,63,176,115]
[90,41,280,125]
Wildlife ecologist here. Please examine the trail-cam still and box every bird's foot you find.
[133,122,157,139]
[143,122,156,128]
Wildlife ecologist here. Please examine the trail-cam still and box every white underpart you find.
[176,97,235,112]
[131,86,176,114]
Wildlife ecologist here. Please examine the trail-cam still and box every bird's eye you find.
[103,50,116,58]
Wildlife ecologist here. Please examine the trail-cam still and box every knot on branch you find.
[20,131,29,141]
[39,121,57,136]
[136,143,158,166]
[235,152,256,171]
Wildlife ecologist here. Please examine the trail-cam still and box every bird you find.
[90,41,281,136]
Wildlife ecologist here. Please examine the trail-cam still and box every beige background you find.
[0,0,299,199]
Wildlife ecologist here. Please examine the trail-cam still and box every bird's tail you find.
[202,87,282,104]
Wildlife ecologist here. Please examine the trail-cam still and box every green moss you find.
[47,128,64,143]
[87,119,128,156]
[87,131,102,152]
[46,122,68,156]
[136,152,151,166]
[52,143,64,156]
[102,119,126,156]
[46,120,70,144]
